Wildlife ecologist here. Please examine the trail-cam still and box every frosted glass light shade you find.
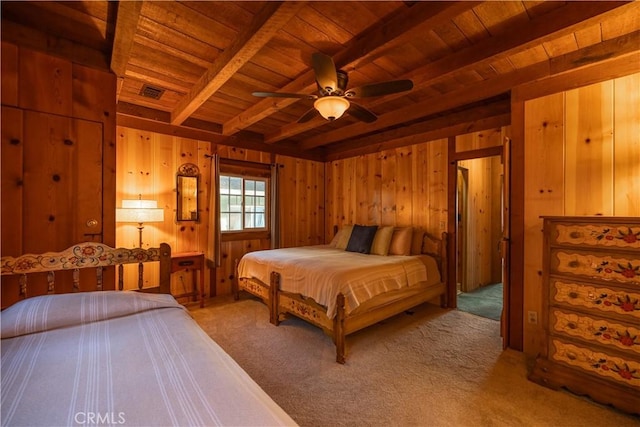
[116,199,164,223]
[314,96,350,121]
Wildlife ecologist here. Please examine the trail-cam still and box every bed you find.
[1,242,296,427]
[235,225,449,363]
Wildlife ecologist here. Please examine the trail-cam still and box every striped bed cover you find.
[238,245,440,319]
[1,291,296,427]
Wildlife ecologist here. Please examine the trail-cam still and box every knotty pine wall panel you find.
[523,92,565,355]
[1,42,116,307]
[613,74,640,215]
[117,128,213,295]
[278,156,325,248]
[522,73,640,356]
[565,81,615,216]
[457,155,503,292]
[1,42,18,105]
[1,107,24,257]
[455,127,504,152]
[325,139,448,241]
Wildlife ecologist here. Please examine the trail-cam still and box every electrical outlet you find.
[527,311,538,324]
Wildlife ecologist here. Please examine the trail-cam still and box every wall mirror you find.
[176,163,199,222]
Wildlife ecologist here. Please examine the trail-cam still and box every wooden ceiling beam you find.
[300,30,639,150]
[223,1,478,136]
[111,0,143,101]
[393,1,636,102]
[170,1,307,126]
[334,98,510,155]
[513,51,640,102]
[268,1,635,144]
[116,102,323,161]
[324,107,511,162]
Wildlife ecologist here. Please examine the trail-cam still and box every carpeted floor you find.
[457,283,503,321]
[190,297,638,427]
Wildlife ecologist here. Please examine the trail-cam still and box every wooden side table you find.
[170,252,205,308]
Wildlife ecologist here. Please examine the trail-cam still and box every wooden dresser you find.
[530,216,640,414]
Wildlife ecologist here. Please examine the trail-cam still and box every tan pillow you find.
[370,226,394,256]
[411,228,425,255]
[388,227,412,256]
[334,225,354,250]
[329,228,341,247]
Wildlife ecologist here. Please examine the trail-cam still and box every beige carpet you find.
[190,296,638,427]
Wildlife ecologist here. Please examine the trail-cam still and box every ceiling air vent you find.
[139,84,165,100]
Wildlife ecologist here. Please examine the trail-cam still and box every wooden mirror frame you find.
[176,163,199,222]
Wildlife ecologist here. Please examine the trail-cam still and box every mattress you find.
[238,245,440,318]
[1,291,297,427]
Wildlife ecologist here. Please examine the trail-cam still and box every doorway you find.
[455,156,503,321]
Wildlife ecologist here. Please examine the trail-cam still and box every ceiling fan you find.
[252,53,413,123]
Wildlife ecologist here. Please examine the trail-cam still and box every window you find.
[219,175,267,232]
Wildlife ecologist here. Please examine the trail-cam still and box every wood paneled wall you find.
[457,155,503,292]
[325,141,448,239]
[521,73,640,356]
[115,127,325,297]
[1,41,116,306]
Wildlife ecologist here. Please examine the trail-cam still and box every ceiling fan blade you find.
[252,91,316,99]
[297,108,319,123]
[345,79,414,98]
[347,102,377,123]
[311,53,338,94]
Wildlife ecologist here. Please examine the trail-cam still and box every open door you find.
[500,137,511,349]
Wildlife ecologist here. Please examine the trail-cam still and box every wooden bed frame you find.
[235,232,449,363]
[1,242,172,299]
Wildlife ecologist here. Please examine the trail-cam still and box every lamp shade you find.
[314,96,350,121]
[116,199,164,223]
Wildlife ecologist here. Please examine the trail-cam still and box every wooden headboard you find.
[1,242,172,302]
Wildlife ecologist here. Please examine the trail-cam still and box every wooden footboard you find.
[235,231,450,363]
[272,273,447,363]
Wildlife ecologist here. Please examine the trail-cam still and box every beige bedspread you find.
[1,291,296,427]
[238,246,439,318]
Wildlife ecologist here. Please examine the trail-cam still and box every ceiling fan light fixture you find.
[314,96,350,121]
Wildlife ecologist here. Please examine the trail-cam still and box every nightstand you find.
[171,252,205,308]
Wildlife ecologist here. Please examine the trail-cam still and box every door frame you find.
[456,166,469,294]
[447,137,515,347]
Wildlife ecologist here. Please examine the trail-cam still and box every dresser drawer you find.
[552,279,640,319]
[549,249,640,286]
[550,339,640,389]
[551,309,640,355]
[548,222,640,249]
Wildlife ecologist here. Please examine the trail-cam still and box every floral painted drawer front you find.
[553,251,640,285]
[552,310,640,354]
[553,224,640,248]
[551,340,640,387]
[553,281,640,319]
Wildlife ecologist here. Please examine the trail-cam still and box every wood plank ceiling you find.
[2,1,639,161]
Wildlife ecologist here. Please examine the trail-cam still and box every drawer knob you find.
[178,260,194,267]
[568,292,578,299]
[567,322,577,329]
